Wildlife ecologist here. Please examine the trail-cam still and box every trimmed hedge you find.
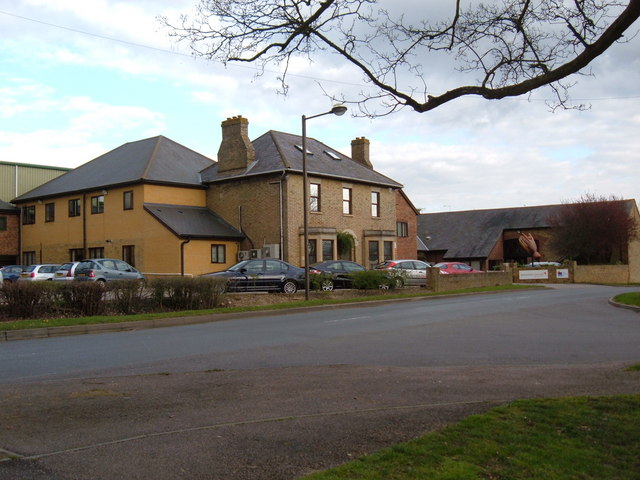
[0,277,228,320]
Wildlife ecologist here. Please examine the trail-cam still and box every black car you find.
[310,260,367,290]
[203,259,305,294]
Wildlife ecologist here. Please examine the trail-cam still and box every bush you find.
[0,281,61,319]
[58,281,107,317]
[310,272,335,291]
[348,270,398,290]
[108,280,148,315]
[149,277,227,311]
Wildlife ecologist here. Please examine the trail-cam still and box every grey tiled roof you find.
[13,136,214,202]
[417,204,566,258]
[0,200,18,212]
[144,203,244,239]
[201,131,402,188]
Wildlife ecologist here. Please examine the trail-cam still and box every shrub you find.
[108,280,148,315]
[310,272,335,291]
[0,281,61,319]
[348,270,397,290]
[57,282,107,317]
[149,277,227,311]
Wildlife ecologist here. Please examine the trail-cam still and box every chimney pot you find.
[217,116,255,173]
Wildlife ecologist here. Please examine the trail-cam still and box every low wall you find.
[427,268,512,293]
[574,264,630,284]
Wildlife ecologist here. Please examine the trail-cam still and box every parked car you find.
[203,259,305,294]
[52,262,82,281]
[74,259,144,282]
[434,262,482,274]
[310,260,367,290]
[18,264,61,281]
[0,265,26,283]
[375,260,432,286]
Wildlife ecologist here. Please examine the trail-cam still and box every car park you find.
[203,259,305,294]
[434,262,482,274]
[310,260,367,290]
[74,259,144,282]
[375,259,432,286]
[0,265,26,283]
[18,264,61,281]
[52,262,82,281]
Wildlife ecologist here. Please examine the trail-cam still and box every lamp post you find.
[302,104,347,300]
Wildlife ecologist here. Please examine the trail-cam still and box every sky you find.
[1,0,639,213]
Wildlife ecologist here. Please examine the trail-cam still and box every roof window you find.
[295,145,313,155]
[324,150,341,160]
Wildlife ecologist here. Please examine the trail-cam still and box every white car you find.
[52,262,82,281]
[18,264,61,281]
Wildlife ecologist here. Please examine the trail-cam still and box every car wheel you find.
[321,280,334,292]
[282,280,298,294]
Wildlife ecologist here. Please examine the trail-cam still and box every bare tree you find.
[547,194,639,265]
[161,0,640,116]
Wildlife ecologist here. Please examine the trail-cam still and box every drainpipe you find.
[82,193,87,258]
[180,237,191,276]
[268,171,286,259]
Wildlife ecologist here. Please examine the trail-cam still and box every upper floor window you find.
[22,206,35,225]
[69,199,81,217]
[310,183,321,212]
[45,203,55,222]
[342,187,352,215]
[91,195,105,214]
[397,221,409,237]
[371,191,380,217]
[123,191,133,210]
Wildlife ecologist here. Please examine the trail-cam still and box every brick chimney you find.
[351,137,372,168]
[217,116,256,174]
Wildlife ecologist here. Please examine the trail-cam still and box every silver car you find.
[74,259,144,282]
[18,264,61,281]
[52,262,82,281]
[375,259,432,286]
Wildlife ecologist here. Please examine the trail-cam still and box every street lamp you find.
[302,104,348,300]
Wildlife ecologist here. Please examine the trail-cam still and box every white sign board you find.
[556,269,570,279]
[519,269,549,280]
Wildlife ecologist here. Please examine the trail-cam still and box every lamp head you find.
[331,104,347,116]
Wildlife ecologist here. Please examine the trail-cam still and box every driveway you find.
[1,284,639,479]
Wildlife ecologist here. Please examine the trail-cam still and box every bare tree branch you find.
[160,0,640,116]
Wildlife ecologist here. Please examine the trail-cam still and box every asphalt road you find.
[1,284,639,479]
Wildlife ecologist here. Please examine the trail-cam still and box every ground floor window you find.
[384,241,393,261]
[322,240,334,261]
[69,249,84,261]
[23,251,36,265]
[308,239,317,264]
[368,241,379,267]
[123,245,136,266]
[88,247,104,258]
[211,244,226,264]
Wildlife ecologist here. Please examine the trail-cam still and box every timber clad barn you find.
[11,116,416,277]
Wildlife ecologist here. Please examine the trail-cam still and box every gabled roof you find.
[144,203,244,239]
[417,204,565,259]
[418,200,638,259]
[201,131,402,188]
[0,200,18,213]
[13,136,214,203]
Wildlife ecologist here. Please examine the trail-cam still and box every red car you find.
[434,262,482,274]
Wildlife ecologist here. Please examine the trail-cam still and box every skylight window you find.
[324,150,341,160]
[295,145,313,155]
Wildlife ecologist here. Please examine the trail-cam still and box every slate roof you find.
[0,200,18,212]
[201,131,402,188]
[144,203,244,239]
[13,136,214,203]
[417,204,566,259]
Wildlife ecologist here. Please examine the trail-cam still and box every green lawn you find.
[614,291,640,307]
[303,395,640,480]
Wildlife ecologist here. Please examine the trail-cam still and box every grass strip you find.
[613,291,640,307]
[303,395,640,480]
[0,284,536,331]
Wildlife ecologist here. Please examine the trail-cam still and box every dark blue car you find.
[203,259,304,294]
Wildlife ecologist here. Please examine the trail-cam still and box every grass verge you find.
[613,291,640,307]
[0,284,536,331]
[302,395,640,480]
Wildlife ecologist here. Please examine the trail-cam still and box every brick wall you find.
[395,191,417,259]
